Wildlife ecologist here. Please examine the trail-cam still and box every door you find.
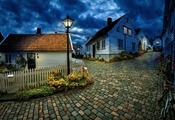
[27,53,36,69]
[93,45,96,58]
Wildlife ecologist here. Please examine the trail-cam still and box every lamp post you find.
[62,15,74,75]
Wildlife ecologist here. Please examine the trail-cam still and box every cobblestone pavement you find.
[0,52,162,120]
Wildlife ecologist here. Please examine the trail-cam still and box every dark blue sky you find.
[0,0,165,44]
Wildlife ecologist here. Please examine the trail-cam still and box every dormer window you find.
[123,26,127,34]
[128,29,132,36]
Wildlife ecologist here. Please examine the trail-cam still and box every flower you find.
[155,55,164,61]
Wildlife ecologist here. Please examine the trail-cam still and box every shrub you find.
[47,71,93,92]
[67,72,84,82]
[120,51,129,57]
[98,58,105,62]
[47,71,69,92]
[155,55,174,81]
[89,58,96,61]
[109,50,148,62]
[109,57,117,62]
[110,51,135,62]
[137,51,143,56]
[68,72,93,88]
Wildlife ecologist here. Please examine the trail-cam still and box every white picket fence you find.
[0,60,84,93]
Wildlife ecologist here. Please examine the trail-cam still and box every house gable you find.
[135,28,150,50]
[108,15,136,37]
[86,15,124,45]
[108,15,138,53]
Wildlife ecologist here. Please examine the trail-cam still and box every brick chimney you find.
[36,28,41,34]
[107,18,112,25]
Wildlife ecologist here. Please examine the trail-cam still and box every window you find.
[118,39,123,50]
[128,29,132,36]
[97,41,100,50]
[27,53,36,69]
[123,26,127,34]
[86,45,90,51]
[102,40,106,49]
[132,42,135,51]
[5,54,12,63]
[156,41,160,45]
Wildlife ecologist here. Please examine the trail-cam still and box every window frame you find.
[118,39,123,50]
[102,39,106,50]
[5,53,12,64]
[97,41,100,50]
[123,26,127,35]
[128,28,132,36]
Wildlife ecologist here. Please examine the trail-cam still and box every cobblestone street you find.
[0,52,162,120]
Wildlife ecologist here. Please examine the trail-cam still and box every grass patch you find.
[14,85,54,101]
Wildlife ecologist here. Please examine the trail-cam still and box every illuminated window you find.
[118,39,123,50]
[102,40,106,49]
[123,26,127,34]
[156,41,160,45]
[128,29,132,36]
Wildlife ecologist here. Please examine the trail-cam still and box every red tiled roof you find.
[86,15,124,45]
[0,34,72,52]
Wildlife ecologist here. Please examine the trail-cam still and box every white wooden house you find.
[153,36,163,51]
[162,0,175,61]
[0,29,73,69]
[135,28,151,50]
[85,14,138,61]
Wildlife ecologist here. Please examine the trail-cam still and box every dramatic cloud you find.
[114,0,165,36]
[0,0,165,44]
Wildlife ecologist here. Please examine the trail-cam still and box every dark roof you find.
[135,28,142,35]
[0,33,4,43]
[86,15,124,45]
[0,34,72,52]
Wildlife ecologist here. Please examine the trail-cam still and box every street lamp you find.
[62,15,74,75]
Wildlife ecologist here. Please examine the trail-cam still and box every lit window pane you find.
[123,27,127,34]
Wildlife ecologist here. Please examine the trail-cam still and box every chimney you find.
[36,28,41,34]
[107,18,112,25]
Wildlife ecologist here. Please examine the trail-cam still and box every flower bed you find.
[109,51,147,62]
[11,69,93,101]
[47,71,93,92]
